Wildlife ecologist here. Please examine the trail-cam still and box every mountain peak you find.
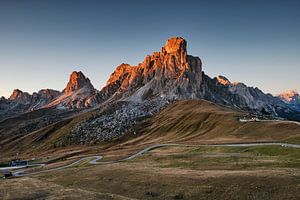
[163,37,187,54]
[36,89,61,98]
[216,75,231,86]
[64,71,94,94]
[9,89,24,100]
[278,90,300,103]
[45,71,99,109]
[9,89,31,102]
[101,37,202,101]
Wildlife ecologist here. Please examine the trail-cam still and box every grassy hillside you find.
[127,100,300,145]
[1,145,299,200]
[0,109,94,160]
[1,99,300,161]
[1,100,300,199]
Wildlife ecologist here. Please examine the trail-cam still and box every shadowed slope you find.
[1,100,300,160]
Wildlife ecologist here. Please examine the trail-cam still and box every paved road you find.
[240,119,300,126]
[0,163,45,171]
[4,142,300,177]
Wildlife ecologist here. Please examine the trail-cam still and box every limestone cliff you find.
[101,37,202,101]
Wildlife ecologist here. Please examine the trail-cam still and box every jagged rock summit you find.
[97,37,299,120]
[278,90,300,111]
[46,71,100,109]
[7,88,61,107]
[278,90,300,103]
[1,37,300,122]
[8,89,32,104]
[101,37,202,101]
[1,36,300,147]
[0,88,61,120]
[215,75,231,86]
[64,71,94,94]
[34,89,61,100]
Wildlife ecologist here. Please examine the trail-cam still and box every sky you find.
[0,0,299,98]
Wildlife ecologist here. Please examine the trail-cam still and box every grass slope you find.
[127,100,300,145]
[1,100,300,161]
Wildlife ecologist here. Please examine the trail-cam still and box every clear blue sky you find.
[0,0,299,97]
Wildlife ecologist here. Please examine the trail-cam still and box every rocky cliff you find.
[46,71,101,109]
[0,88,61,120]
[63,71,95,94]
[1,36,300,146]
[278,90,300,111]
[100,37,202,101]
[69,37,300,144]
[9,89,32,104]
[98,37,296,118]
[3,37,296,119]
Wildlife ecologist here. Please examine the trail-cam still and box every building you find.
[8,159,28,167]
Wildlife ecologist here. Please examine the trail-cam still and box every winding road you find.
[239,118,300,126]
[1,142,299,177]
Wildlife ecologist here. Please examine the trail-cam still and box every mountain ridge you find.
[99,37,202,102]
[1,37,300,145]
[277,90,300,111]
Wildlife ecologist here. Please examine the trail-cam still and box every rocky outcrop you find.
[205,74,287,115]
[202,74,300,121]
[215,75,231,86]
[0,88,61,120]
[278,90,300,103]
[68,37,300,144]
[70,98,172,144]
[0,71,100,120]
[99,37,296,117]
[46,71,101,109]
[9,89,32,104]
[101,37,202,102]
[278,90,300,111]
[0,97,10,112]
[96,37,300,121]
[34,89,61,100]
[1,36,300,146]
[63,71,95,94]
[7,88,61,108]
[31,89,62,110]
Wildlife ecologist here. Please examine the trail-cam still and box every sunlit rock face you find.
[30,89,62,109]
[9,89,32,104]
[98,37,298,119]
[215,75,231,86]
[64,71,95,94]
[278,90,300,103]
[7,88,61,108]
[46,71,101,109]
[35,89,61,99]
[202,74,290,116]
[278,90,300,111]
[0,88,62,120]
[1,37,299,123]
[101,37,203,101]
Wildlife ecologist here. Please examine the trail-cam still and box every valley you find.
[1,142,299,200]
[1,99,300,199]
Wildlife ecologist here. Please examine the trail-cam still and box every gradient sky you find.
[0,0,299,98]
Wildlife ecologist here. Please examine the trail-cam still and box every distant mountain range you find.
[1,37,299,120]
[0,37,300,149]
[277,90,300,111]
